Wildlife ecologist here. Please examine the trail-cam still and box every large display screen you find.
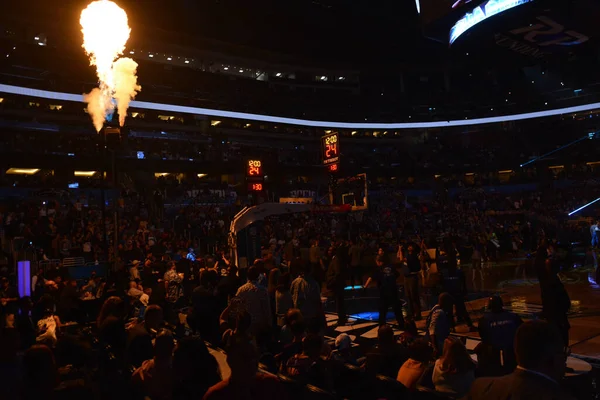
[449,0,533,44]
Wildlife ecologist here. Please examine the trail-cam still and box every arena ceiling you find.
[8,0,600,70]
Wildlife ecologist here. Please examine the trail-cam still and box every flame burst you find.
[80,0,141,132]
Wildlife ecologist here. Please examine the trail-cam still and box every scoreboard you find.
[246,159,263,178]
[246,159,264,192]
[321,132,340,170]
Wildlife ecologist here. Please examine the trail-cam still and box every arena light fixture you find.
[6,168,40,175]
[4,83,600,130]
[74,170,97,177]
[154,172,170,177]
[197,173,207,178]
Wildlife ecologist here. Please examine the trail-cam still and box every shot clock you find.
[246,159,263,177]
[322,132,340,172]
[246,159,264,192]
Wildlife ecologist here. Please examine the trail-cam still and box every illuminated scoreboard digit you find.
[249,183,263,192]
[246,159,263,177]
[321,132,340,166]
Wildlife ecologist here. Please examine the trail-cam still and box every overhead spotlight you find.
[167,57,172,61]
[275,72,282,77]
[185,60,190,64]
[149,54,154,57]
[561,82,564,86]
[130,51,134,54]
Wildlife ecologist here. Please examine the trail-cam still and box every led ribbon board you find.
[450,0,533,45]
[2,83,600,129]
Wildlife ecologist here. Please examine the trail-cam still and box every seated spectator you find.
[279,308,304,346]
[203,337,287,400]
[174,336,221,400]
[285,333,334,391]
[276,317,305,370]
[466,320,574,400]
[397,338,433,390]
[432,337,476,397]
[96,297,126,356]
[222,309,254,349]
[363,325,408,378]
[127,281,143,299]
[132,328,176,400]
[21,344,58,400]
[330,333,358,366]
[127,304,163,368]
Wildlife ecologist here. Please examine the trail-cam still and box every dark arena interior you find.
[2,0,600,399]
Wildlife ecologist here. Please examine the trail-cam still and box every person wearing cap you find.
[364,255,405,328]
[477,295,522,376]
[330,333,357,365]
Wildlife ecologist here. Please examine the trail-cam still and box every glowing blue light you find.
[344,285,364,290]
[568,198,600,216]
[3,83,600,130]
[450,0,533,45]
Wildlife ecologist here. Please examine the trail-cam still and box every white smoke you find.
[83,88,109,133]
[112,57,141,127]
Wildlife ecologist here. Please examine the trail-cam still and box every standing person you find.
[326,247,347,326]
[541,251,571,347]
[590,220,599,248]
[163,261,183,323]
[309,240,323,284]
[426,292,453,357]
[235,266,272,339]
[364,255,405,329]
[402,243,422,321]
[291,265,323,322]
[348,239,362,288]
[275,273,294,328]
[477,296,522,376]
[466,321,574,400]
[471,242,484,292]
[441,261,475,331]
